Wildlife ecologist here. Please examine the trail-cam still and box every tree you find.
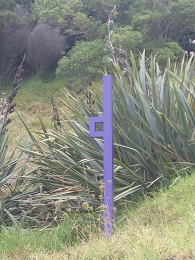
[34,0,82,28]
[26,24,64,77]
[155,42,184,69]
[0,25,29,83]
[0,0,18,28]
[0,1,37,83]
[80,0,118,21]
[112,26,143,51]
[34,0,108,47]
[132,0,195,42]
[56,39,110,87]
[15,0,35,9]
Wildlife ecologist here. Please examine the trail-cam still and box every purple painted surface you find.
[89,116,104,138]
[89,75,114,237]
[103,75,114,237]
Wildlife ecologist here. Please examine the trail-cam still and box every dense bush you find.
[56,39,110,87]
[0,25,29,83]
[1,0,195,84]
[156,42,184,69]
[26,24,64,77]
[112,26,143,51]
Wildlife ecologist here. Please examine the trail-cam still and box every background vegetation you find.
[0,0,195,86]
[0,0,195,258]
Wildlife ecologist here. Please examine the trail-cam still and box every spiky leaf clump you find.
[12,52,195,227]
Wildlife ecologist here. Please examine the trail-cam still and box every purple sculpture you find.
[89,75,114,237]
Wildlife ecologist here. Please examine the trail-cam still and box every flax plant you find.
[0,57,30,227]
[113,52,195,200]
[17,52,195,228]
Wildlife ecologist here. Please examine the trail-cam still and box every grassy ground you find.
[1,77,195,259]
[0,77,72,148]
[0,173,194,259]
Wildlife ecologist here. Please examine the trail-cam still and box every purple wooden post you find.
[89,75,114,237]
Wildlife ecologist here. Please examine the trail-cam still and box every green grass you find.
[0,77,71,148]
[1,173,194,259]
[1,72,195,259]
[15,77,67,109]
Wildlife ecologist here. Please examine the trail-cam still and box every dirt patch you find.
[27,104,47,116]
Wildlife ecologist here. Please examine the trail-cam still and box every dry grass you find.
[1,77,71,150]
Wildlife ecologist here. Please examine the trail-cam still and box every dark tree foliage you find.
[0,24,29,83]
[0,0,17,28]
[26,24,64,77]
[0,0,195,83]
[15,0,35,7]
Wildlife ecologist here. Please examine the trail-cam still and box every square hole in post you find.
[95,122,104,131]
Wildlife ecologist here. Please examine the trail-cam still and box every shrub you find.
[26,24,64,77]
[0,25,29,83]
[112,26,143,51]
[56,39,110,87]
[156,41,184,69]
